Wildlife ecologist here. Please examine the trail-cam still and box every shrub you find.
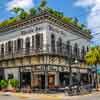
[10,79,19,88]
[0,80,8,89]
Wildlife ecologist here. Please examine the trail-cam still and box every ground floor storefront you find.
[0,65,96,91]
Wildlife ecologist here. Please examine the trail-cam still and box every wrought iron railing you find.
[0,46,86,60]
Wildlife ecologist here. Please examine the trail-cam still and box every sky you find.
[0,0,100,45]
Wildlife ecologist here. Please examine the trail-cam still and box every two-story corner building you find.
[0,11,92,90]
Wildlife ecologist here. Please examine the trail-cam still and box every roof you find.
[0,11,92,39]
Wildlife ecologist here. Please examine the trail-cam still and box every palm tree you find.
[85,46,100,90]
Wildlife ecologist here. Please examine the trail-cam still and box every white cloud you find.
[6,0,34,11]
[75,0,94,7]
[75,0,100,44]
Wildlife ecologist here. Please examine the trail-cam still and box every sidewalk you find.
[0,91,99,99]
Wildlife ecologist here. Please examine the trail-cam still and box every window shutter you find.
[32,36,34,49]
[40,34,43,49]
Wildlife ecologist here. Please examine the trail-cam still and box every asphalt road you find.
[0,92,100,100]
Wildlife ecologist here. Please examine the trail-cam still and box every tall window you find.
[8,41,13,54]
[14,40,17,53]
[35,34,43,50]
[87,46,89,52]
[5,42,8,54]
[32,35,35,49]
[51,34,55,53]
[17,38,23,51]
[57,38,62,53]
[81,46,85,59]
[25,37,30,53]
[66,41,70,54]
[1,44,4,56]
[73,43,79,57]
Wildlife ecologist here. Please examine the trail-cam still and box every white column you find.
[55,72,60,86]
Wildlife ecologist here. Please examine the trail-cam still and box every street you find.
[0,92,100,100]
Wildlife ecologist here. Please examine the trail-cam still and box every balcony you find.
[0,47,68,60]
[0,46,86,61]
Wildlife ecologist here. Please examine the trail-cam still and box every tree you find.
[38,0,47,11]
[19,10,28,19]
[40,0,47,8]
[29,8,37,16]
[85,46,100,90]
[10,7,23,15]
[11,7,28,19]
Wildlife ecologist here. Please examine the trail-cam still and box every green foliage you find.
[19,11,28,19]
[29,8,37,16]
[85,46,100,65]
[0,18,17,27]
[0,80,8,89]
[47,8,63,18]
[10,79,19,88]
[10,7,24,15]
[40,0,47,9]
[0,1,91,34]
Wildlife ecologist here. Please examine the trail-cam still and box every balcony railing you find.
[0,46,86,60]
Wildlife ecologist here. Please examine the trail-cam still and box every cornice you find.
[0,11,92,39]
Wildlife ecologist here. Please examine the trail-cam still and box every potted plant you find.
[0,80,8,92]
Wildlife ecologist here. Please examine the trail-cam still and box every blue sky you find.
[0,0,100,45]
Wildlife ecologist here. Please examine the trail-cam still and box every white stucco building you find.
[0,11,92,90]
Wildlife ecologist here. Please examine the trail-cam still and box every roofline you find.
[0,11,92,39]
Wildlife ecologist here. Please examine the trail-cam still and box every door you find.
[39,74,45,89]
[0,69,4,90]
[21,72,31,88]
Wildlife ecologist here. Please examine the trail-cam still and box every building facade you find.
[0,12,93,90]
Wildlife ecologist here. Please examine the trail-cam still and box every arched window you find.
[81,46,85,59]
[25,37,30,53]
[8,41,13,54]
[73,43,79,57]
[57,37,62,53]
[66,41,70,54]
[32,35,35,49]
[1,44,4,56]
[51,34,55,53]
[17,38,23,52]
[5,42,8,54]
[87,46,89,52]
[35,34,43,50]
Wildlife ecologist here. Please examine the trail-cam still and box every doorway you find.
[0,69,4,90]
[21,72,31,88]
[0,69,4,80]
[39,74,45,89]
